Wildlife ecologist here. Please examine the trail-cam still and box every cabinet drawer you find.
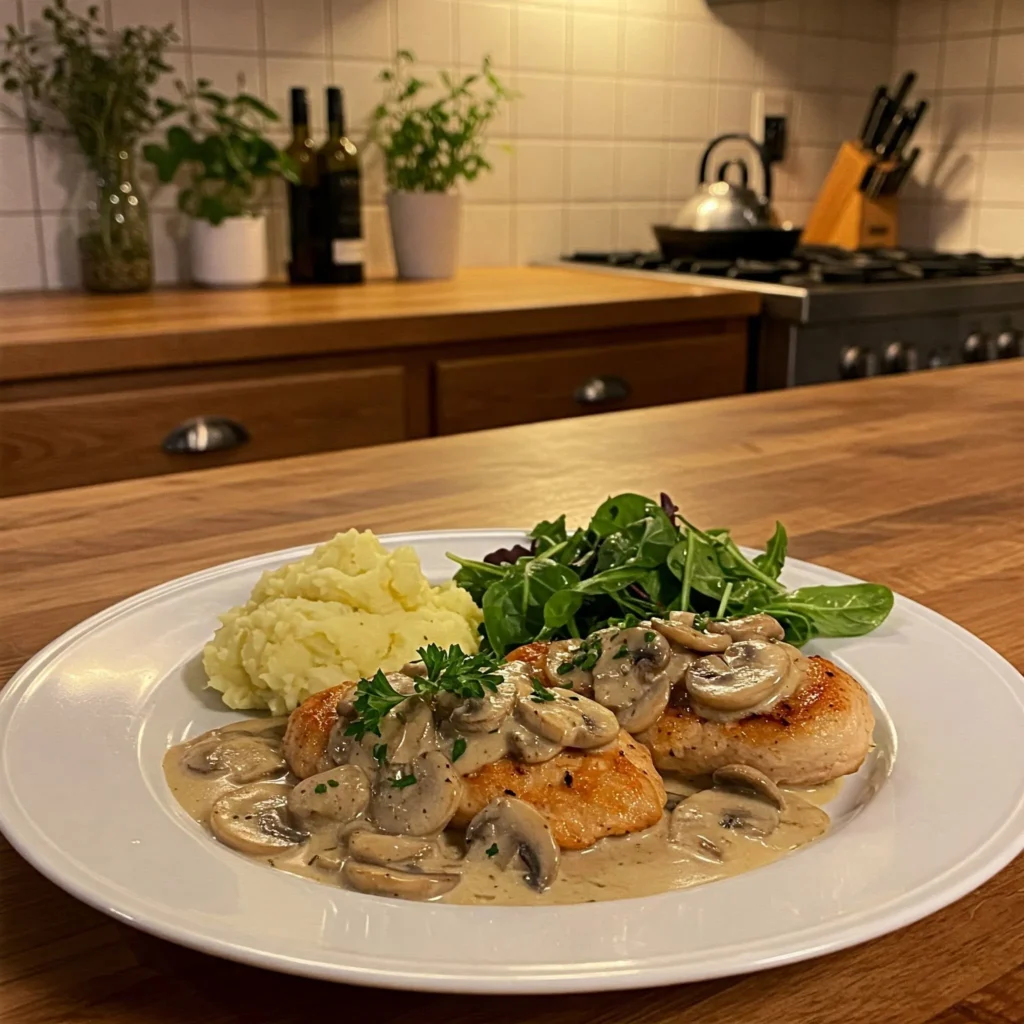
[435,329,747,435]
[0,365,407,496]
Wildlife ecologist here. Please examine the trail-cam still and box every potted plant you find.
[368,50,513,280]
[144,80,296,287]
[1,0,177,293]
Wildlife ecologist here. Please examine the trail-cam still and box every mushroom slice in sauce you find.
[347,831,435,867]
[370,750,462,836]
[543,639,595,696]
[182,734,286,784]
[287,764,370,826]
[615,671,671,733]
[684,638,792,713]
[514,687,619,749]
[449,680,517,733]
[651,613,731,654]
[712,764,785,810]
[592,626,672,710]
[209,782,307,855]
[342,860,460,901]
[669,787,782,862]
[384,696,438,764]
[465,797,560,892]
[708,614,786,642]
[506,722,564,764]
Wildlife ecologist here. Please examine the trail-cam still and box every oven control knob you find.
[839,345,873,379]
[927,348,951,369]
[882,341,918,373]
[962,332,990,362]
[995,330,1021,358]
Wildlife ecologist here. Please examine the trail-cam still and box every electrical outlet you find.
[763,115,787,164]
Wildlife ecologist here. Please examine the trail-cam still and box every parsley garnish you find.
[451,737,467,762]
[346,644,504,739]
[644,630,656,642]
[485,843,499,858]
[391,773,417,789]
[556,661,575,676]
[613,643,630,659]
[327,779,339,788]
[530,678,556,702]
[372,743,388,765]
[692,612,711,632]
[314,783,327,794]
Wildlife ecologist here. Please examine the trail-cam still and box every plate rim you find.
[1,528,1023,994]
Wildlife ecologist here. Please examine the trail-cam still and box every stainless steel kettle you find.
[672,133,775,232]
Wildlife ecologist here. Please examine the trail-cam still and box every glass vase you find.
[79,150,153,294]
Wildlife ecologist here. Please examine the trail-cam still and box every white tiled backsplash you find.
[896,0,1024,255]
[0,0,900,291]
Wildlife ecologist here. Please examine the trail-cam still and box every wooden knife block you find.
[802,141,899,250]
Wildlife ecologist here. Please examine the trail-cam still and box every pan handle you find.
[699,133,772,200]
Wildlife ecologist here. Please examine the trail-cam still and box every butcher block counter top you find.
[0,266,760,382]
[2,362,1023,1024]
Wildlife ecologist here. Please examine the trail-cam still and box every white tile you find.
[618,80,668,140]
[191,53,263,98]
[945,0,997,36]
[571,11,619,73]
[895,0,944,40]
[396,0,452,64]
[613,202,660,249]
[936,92,988,147]
[674,0,714,21]
[515,204,564,262]
[623,15,670,78]
[932,204,977,251]
[265,58,328,131]
[759,29,800,89]
[110,0,184,33]
[461,204,511,265]
[838,39,890,93]
[713,83,755,135]
[673,20,715,81]
[980,150,1021,205]
[713,2,761,30]
[566,203,613,250]
[462,139,513,201]
[893,40,942,93]
[331,0,392,59]
[976,205,1024,255]
[762,0,800,31]
[0,214,44,291]
[843,0,891,41]
[515,73,566,137]
[515,140,564,201]
[669,82,712,141]
[987,90,1024,144]
[151,210,190,284]
[837,93,871,143]
[898,203,933,249]
[941,36,995,91]
[994,31,1024,88]
[332,58,388,138]
[569,76,616,138]
[38,211,81,289]
[1001,0,1024,30]
[0,133,35,213]
[263,0,327,56]
[783,145,835,200]
[626,0,668,13]
[930,148,979,203]
[801,0,841,34]
[569,142,615,200]
[794,92,841,147]
[665,141,702,200]
[189,0,259,52]
[795,33,838,89]
[717,25,759,82]
[32,135,91,211]
[459,1,512,68]
[515,5,567,72]
[364,204,395,277]
[616,144,665,200]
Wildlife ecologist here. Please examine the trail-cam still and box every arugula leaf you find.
[753,522,787,580]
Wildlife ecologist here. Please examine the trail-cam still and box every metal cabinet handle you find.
[162,416,250,454]
[574,375,631,406]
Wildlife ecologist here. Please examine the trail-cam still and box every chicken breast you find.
[636,655,874,786]
[451,732,666,850]
[283,682,355,779]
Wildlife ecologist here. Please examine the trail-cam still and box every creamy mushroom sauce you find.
[164,614,836,905]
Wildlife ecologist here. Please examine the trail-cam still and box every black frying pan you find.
[653,224,803,262]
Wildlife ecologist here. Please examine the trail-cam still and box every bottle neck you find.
[327,118,344,141]
[292,123,310,143]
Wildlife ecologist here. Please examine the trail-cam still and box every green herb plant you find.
[367,49,514,192]
[143,79,297,225]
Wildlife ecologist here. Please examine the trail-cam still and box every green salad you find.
[449,492,894,655]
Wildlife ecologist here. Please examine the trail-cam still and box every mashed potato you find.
[203,529,483,714]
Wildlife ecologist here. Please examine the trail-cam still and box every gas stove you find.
[559,246,1024,387]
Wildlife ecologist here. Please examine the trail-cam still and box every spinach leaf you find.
[530,515,567,554]
[588,493,655,537]
[482,558,580,654]
[544,589,584,630]
[753,521,787,580]
[764,584,894,640]
[449,554,508,604]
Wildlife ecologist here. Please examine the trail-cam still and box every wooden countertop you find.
[2,362,1023,1024]
[0,266,760,382]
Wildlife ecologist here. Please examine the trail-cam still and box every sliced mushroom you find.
[383,696,438,763]
[669,788,781,859]
[653,648,699,688]
[712,764,785,810]
[442,722,511,774]
[661,773,703,811]
[652,613,731,653]
[543,639,595,696]
[684,638,793,713]
[615,671,671,733]
[709,614,786,642]
[347,831,435,866]
[182,734,286,783]
[209,782,307,855]
[370,750,462,836]
[592,626,672,710]
[506,722,564,764]
[514,687,619,749]
[449,680,518,733]
[342,860,460,900]
[465,797,560,891]
[287,764,371,826]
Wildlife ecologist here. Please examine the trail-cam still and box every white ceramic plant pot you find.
[190,215,268,288]
[386,191,461,280]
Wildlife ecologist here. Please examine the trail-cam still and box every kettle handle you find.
[717,159,749,189]
[698,133,772,200]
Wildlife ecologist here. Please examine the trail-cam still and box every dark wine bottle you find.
[285,88,319,284]
[314,86,364,284]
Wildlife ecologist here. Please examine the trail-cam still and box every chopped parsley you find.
[485,843,499,858]
[612,643,630,659]
[692,612,711,632]
[314,783,327,794]
[372,743,388,765]
[530,678,556,702]
[390,773,417,789]
[327,779,339,788]
[451,737,467,762]
[644,630,656,642]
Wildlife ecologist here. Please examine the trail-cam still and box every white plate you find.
[1,530,1023,995]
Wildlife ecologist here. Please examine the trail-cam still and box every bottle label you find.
[332,238,365,265]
